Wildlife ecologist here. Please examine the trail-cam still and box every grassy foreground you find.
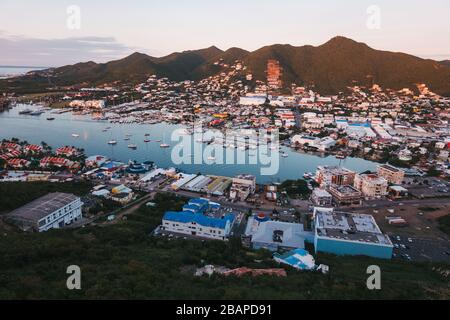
[0,192,448,300]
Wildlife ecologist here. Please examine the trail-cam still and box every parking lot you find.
[391,234,450,263]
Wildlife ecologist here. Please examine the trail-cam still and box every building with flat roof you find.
[377,164,405,185]
[229,174,256,202]
[354,174,388,199]
[244,214,311,251]
[5,193,83,232]
[311,188,333,207]
[315,166,356,188]
[313,208,393,259]
[328,185,362,206]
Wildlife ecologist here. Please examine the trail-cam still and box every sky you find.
[0,0,449,67]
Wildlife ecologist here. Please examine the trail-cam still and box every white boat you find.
[207,156,216,161]
[72,134,80,138]
[281,152,289,158]
[108,140,117,145]
[160,143,170,148]
[30,110,44,116]
[128,144,137,149]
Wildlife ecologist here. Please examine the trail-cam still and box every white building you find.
[5,193,83,232]
[354,174,388,199]
[230,174,256,201]
[311,188,333,207]
[244,215,310,251]
[239,95,267,106]
[162,210,235,241]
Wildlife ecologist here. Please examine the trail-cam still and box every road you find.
[103,192,156,225]
[338,198,450,211]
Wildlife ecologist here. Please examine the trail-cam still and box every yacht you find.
[71,134,80,138]
[108,140,117,145]
[46,117,55,121]
[303,172,314,180]
[144,139,151,143]
[281,152,289,158]
[207,156,216,161]
[30,110,44,116]
[127,144,137,149]
[19,109,33,115]
[160,143,170,148]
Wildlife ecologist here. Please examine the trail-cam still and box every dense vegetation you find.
[280,179,311,199]
[438,214,450,237]
[0,182,92,213]
[0,192,448,299]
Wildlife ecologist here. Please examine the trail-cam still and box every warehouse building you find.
[5,193,83,232]
[313,208,393,259]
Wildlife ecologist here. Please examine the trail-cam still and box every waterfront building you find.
[85,155,108,168]
[313,208,393,259]
[377,164,405,185]
[315,166,356,188]
[24,144,43,154]
[354,174,388,199]
[56,146,78,157]
[5,193,83,232]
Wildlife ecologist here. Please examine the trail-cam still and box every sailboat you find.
[160,133,170,148]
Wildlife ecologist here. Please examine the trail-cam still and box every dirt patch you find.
[365,204,450,240]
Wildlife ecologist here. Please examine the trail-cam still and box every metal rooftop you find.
[315,209,392,246]
[7,192,79,222]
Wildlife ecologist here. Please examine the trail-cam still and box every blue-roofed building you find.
[182,204,200,214]
[161,199,234,241]
[188,198,210,211]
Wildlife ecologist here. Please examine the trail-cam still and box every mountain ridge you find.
[1,36,449,96]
